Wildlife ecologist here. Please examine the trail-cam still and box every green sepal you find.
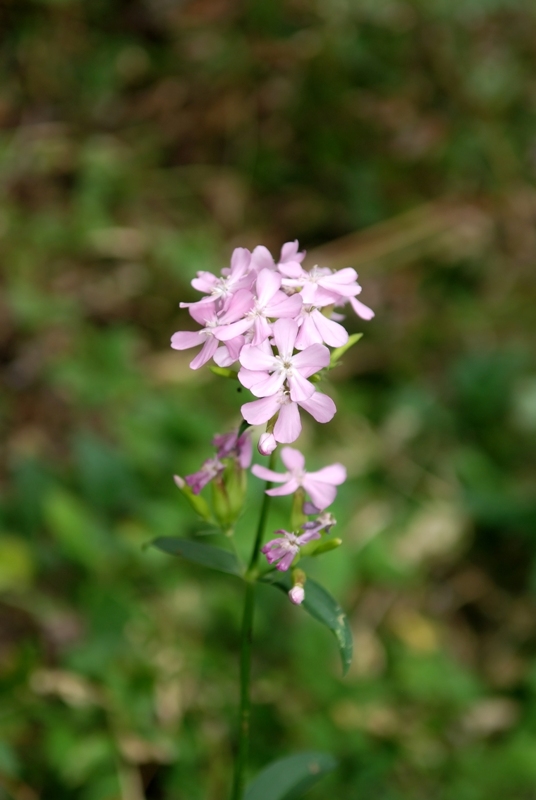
[209,366,239,379]
[290,488,307,531]
[173,476,214,523]
[301,537,342,558]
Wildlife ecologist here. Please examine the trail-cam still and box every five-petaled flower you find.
[252,446,346,510]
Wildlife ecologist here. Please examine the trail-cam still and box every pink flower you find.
[184,456,224,494]
[182,247,254,307]
[215,269,302,346]
[252,447,346,510]
[238,318,330,402]
[171,289,252,369]
[302,510,337,536]
[261,528,320,571]
[212,429,252,469]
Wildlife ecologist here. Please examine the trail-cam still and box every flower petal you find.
[239,344,277,372]
[250,371,286,398]
[288,371,315,402]
[350,296,375,320]
[274,402,302,443]
[271,318,298,359]
[298,391,336,423]
[302,479,337,510]
[189,337,219,369]
[266,477,300,497]
[292,343,330,377]
[280,447,305,471]
[251,464,288,483]
[311,309,349,347]
[307,463,347,485]
[241,394,281,425]
[171,330,204,350]
[256,268,281,307]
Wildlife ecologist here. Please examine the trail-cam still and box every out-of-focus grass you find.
[1,1,536,798]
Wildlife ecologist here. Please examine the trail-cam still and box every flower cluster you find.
[171,241,373,450]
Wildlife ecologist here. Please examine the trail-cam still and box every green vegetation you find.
[1,1,535,798]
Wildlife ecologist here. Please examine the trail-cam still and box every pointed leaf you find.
[151,537,243,576]
[244,751,336,800]
[262,574,353,675]
[329,333,363,369]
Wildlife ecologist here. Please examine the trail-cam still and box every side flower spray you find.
[150,240,374,799]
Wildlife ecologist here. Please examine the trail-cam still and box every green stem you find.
[230,450,277,800]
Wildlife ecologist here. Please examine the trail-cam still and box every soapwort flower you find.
[252,446,346,510]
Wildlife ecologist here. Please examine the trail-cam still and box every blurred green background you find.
[1,1,536,798]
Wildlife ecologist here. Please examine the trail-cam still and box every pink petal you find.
[277,551,296,571]
[215,317,252,341]
[272,318,298,359]
[256,268,281,307]
[264,292,302,319]
[350,296,375,320]
[311,309,348,347]
[239,344,277,372]
[171,330,204,350]
[191,271,218,293]
[295,315,322,350]
[307,463,346,485]
[241,394,280,424]
[266,477,300,497]
[230,247,252,276]
[213,346,236,367]
[274,402,302,443]
[280,240,305,264]
[189,337,218,369]
[298,391,336,423]
[219,289,255,323]
[278,262,304,278]
[251,316,272,346]
[252,464,288,483]
[238,367,270,390]
[302,479,337,510]
[288,371,315,403]
[292,343,330,377]
[189,303,217,326]
[280,447,305,471]
[250,371,286,398]
[251,245,275,272]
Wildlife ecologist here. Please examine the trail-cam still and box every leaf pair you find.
[151,537,352,676]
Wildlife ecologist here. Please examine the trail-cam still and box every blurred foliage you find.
[1,0,536,798]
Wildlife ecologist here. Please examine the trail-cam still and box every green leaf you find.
[244,751,336,800]
[329,333,363,369]
[262,574,353,675]
[209,366,239,379]
[151,537,243,577]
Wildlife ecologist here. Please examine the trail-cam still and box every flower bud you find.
[258,432,277,455]
[288,585,305,605]
[173,475,214,523]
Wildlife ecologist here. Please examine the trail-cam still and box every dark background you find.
[1,1,536,798]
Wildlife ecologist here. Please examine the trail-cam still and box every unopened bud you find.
[173,475,213,523]
[311,537,342,556]
[289,585,305,605]
[258,432,277,455]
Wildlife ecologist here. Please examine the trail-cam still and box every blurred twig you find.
[305,200,491,274]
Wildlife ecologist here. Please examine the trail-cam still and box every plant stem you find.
[230,450,276,800]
